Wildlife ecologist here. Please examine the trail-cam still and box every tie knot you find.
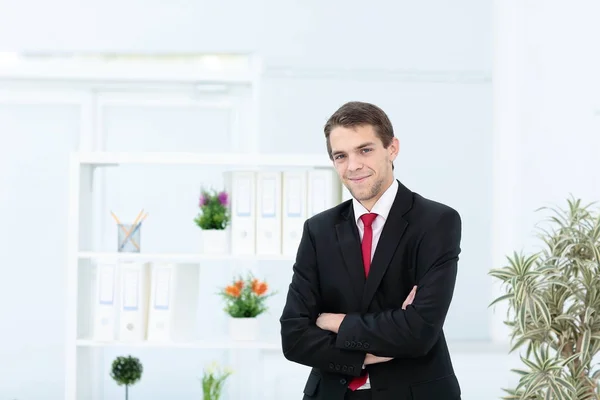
[360,213,378,227]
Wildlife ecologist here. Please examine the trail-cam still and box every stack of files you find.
[90,261,183,343]
[227,168,343,256]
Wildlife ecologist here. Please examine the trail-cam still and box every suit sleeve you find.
[335,209,462,358]
[280,219,365,377]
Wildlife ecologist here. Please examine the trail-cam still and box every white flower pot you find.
[229,317,259,341]
[201,229,229,254]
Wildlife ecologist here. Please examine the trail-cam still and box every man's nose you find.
[347,154,363,171]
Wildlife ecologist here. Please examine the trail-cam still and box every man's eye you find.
[334,154,345,160]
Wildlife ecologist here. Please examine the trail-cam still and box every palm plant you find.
[489,197,600,399]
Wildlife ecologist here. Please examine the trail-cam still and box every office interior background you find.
[1,0,600,399]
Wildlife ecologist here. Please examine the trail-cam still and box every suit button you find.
[340,378,347,385]
[348,366,354,373]
[335,364,340,371]
[350,341,356,348]
[342,365,348,372]
[329,363,335,369]
[356,342,362,348]
[345,340,350,347]
[364,343,370,349]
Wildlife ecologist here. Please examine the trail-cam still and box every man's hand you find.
[364,353,393,365]
[316,313,345,333]
[362,286,416,365]
[403,285,417,310]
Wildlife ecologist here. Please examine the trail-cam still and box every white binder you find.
[307,169,342,217]
[146,263,175,342]
[117,261,150,342]
[282,171,308,256]
[229,171,257,254]
[92,262,117,341]
[256,171,283,255]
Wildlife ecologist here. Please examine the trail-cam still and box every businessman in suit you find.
[279,101,462,400]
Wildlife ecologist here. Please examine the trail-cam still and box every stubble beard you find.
[348,177,384,203]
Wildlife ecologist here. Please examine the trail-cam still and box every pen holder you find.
[117,223,141,253]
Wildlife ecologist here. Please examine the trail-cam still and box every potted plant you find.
[200,361,233,400]
[489,196,600,399]
[110,355,143,400]
[219,272,276,340]
[194,188,230,254]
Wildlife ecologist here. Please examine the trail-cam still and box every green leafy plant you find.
[110,355,143,400]
[194,188,230,230]
[220,272,276,318]
[200,361,233,400]
[489,197,600,399]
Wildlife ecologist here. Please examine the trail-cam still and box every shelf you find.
[76,339,281,350]
[75,152,334,168]
[78,251,296,263]
[0,56,256,84]
[75,339,508,354]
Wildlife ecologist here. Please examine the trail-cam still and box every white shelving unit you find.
[66,150,339,400]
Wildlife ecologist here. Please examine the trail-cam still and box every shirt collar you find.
[352,179,399,224]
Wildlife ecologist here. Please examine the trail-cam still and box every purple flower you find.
[199,194,208,207]
[218,191,229,206]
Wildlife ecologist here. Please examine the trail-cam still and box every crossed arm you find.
[316,285,417,365]
[280,209,461,372]
[280,220,367,376]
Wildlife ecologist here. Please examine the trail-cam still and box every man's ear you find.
[388,137,400,162]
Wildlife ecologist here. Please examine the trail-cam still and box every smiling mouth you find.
[349,176,370,183]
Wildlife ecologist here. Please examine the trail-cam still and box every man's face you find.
[329,124,399,210]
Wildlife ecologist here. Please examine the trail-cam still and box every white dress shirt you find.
[353,179,399,264]
[350,179,399,389]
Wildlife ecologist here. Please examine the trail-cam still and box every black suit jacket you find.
[279,180,462,400]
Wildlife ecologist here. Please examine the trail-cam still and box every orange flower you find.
[225,285,241,297]
[251,278,259,291]
[234,280,244,290]
[253,281,268,296]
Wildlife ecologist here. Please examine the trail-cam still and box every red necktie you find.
[348,212,378,391]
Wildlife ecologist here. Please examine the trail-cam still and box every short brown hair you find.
[324,101,394,160]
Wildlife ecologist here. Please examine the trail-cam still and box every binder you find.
[256,171,283,254]
[229,171,257,254]
[282,171,308,256]
[92,262,117,341]
[146,263,175,342]
[117,261,150,342]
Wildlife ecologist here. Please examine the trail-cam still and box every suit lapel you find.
[361,181,412,311]
[335,206,365,301]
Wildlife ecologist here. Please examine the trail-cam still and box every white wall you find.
[515,0,600,249]
[0,0,491,71]
[0,102,80,399]
[490,0,600,345]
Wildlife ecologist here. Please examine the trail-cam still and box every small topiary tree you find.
[110,355,143,400]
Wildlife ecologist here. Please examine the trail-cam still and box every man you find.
[279,101,462,400]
